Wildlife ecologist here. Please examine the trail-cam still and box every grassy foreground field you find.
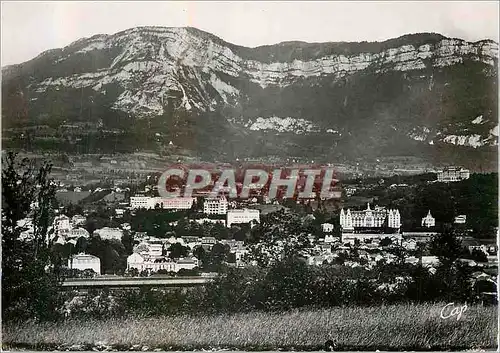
[2,303,497,351]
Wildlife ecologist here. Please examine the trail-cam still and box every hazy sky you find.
[1,1,498,66]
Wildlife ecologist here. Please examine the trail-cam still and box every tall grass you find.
[3,303,497,351]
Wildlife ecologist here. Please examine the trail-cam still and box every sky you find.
[1,1,499,66]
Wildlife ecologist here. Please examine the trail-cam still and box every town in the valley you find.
[17,163,497,301]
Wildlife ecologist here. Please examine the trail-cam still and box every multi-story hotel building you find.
[203,197,228,215]
[340,203,401,231]
[437,167,470,182]
[340,203,402,245]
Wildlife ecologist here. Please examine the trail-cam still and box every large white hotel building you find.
[130,196,195,210]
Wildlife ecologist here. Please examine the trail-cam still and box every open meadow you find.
[2,303,497,351]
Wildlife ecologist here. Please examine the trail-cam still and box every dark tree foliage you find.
[204,243,231,271]
[379,237,393,247]
[168,242,189,259]
[2,152,62,321]
[87,236,127,274]
[469,249,488,263]
[430,226,464,268]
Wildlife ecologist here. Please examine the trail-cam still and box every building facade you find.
[130,196,195,210]
[68,228,90,239]
[455,215,467,224]
[71,214,86,226]
[126,253,199,273]
[321,223,334,233]
[421,210,435,228]
[340,204,401,231]
[227,209,260,228]
[94,227,124,240]
[203,197,228,215]
[130,196,150,209]
[437,167,470,182]
[156,197,195,210]
[68,253,101,275]
[340,204,401,245]
[54,215,72,235]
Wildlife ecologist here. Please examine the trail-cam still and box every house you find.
[227,209,260,227]
[220,239,245,250]
[402,231,437,243]
[127,253,176,273]
[344,186,357,197]
[317,243,333,254]
[321,223,334,233]
[166,235,183,244]
[460,238,497,256]
[54,215,72,234]
[71,214,86,226]
[155,197,195,210]
[458,258,478,267]
[68,253,101,275]
[54,236,66,245]
[176,257,199,271]
[17,217,34,240]
[402,239,418,250]
[194,218,226,226]
[68,228,90,239]
[93,227,123,240]
[342,233,402,246]
[308,255,326,266]
[201,236,217,245]
[454,215,467,224]
[421,256,440,267]
[145,241,164,257]
[233,248,249,267]
[182,236,201,243]
[324,234,340,244]
[130,196,150,209]
[126,254,198,273]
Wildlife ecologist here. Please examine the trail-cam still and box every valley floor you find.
[2,303,497,351]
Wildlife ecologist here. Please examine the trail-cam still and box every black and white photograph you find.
[1,1,498,351]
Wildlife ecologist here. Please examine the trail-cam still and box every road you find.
[62,275,214,288]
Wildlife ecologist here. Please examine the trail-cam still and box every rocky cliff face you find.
[2,27,498,168]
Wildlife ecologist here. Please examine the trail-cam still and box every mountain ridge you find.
[2,26,498,170]
[4,28,498,70]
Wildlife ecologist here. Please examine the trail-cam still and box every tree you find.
[193,246,207,266]
[63,203,84,217]
[258,256,316,311]
[2,152,61,321]
[379,237,393,247]
[469,248,488,263]
[210,222,230,240]
[126,267,139,277]
[430,227,463,268]
[205,243,230,271]
[121,231,134,254]
[168,242,189,259]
